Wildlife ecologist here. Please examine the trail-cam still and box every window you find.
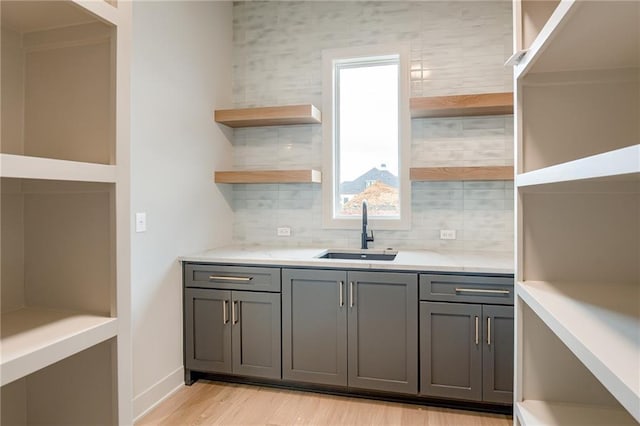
[322,45,410,230]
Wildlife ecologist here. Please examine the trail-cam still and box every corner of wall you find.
[131,0,233,419]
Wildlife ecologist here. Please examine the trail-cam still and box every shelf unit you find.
[214,169,322,184]
[214,104,322,127]
[213,105,321,184]
[409,166,513,181]
[409,92,513,118]
[518,281,639,417]
[516,145,639,188]
[1,1,131,424]
[1,308,118,387]
[216,95,514,182]
[513,1,639,425]
[1,153,117,183]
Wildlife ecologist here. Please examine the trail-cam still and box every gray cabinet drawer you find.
[419,274,513,305]
[185,264,280,292]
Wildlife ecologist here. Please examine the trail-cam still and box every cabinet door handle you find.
[455,288,509,295]
[339,281,344,307]
[209,275,253,282]
[487,317,491,346]
[232,300,239,324]
[223,300,229,324]
[349,281,354,308]
[475,316,479,345]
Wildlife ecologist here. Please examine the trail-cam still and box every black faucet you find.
[361,200,374,249]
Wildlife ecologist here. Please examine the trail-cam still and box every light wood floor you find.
[136,380,512,425]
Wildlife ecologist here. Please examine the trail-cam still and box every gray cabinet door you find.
[282,269,348,386]
[482,304,514,404]
[348,271,418,394]
[420,301,482,401]
[184,288,232,374]
[231,291,281,379]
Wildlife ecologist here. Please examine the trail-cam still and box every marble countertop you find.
[179,245,514,275]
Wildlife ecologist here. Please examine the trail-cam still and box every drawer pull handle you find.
[339,281,344,307]
[232,301,239,324]
[209,275,253,282]
[455,288,509,295]
[349,282,354,308]
[487,317,491,346]
[475,316,479,345]
[223,300,229,324]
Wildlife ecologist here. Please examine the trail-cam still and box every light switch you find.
[135,212,147,233]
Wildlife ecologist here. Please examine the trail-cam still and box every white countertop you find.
[179,245,514,275]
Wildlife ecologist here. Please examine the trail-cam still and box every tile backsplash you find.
[228,1,514,252]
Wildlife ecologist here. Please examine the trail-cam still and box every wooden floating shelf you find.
[214,104,321,128]
[214,169,322,184]
[410,166,514,181]
[410,92,513,118]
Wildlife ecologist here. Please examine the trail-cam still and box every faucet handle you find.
[367,230,374,242]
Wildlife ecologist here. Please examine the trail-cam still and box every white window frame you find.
[322,44,411,230]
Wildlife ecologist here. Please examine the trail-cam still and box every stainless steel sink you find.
[317,249,397,261]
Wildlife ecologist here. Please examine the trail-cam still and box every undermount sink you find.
[317,249,398,261]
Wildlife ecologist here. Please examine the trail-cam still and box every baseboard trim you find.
[133,366,185,422]
[192,372,513,416]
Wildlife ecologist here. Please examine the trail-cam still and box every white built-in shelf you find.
[517,281,640,422]
[518,0,560,51]
[214,104,322,128]
[0,154,117,183]
[0,307,118,386]
[2,0,122,29]
[410,92,513,118]
[515,0,574,77]
[0,0,130,422]
[516,145,640,189]
[515,400,638,426]
[517,1,639,78]
[69,0,121,25]
[514,0,639,424]
[214,169,322,184]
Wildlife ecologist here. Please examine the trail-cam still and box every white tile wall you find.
[412,115,513,167]
[229,1,514,253]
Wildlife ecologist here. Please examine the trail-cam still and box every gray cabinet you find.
[282,269,417,395]
[231,290,281,379]
[184,264,281,383]
[420,301,482,401]
[183,264,512,406]
[482,304,514,404]
[185,288,232,375]
[419,274,514,405]
[347,271,418,394]
[282,269,347,386]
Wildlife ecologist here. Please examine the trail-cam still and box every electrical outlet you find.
[440,229,456,240]
[277,227,291,237]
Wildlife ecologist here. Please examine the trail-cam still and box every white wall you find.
[130,1,233,419]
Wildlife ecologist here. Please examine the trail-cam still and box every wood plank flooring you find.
[136,380,513,425]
